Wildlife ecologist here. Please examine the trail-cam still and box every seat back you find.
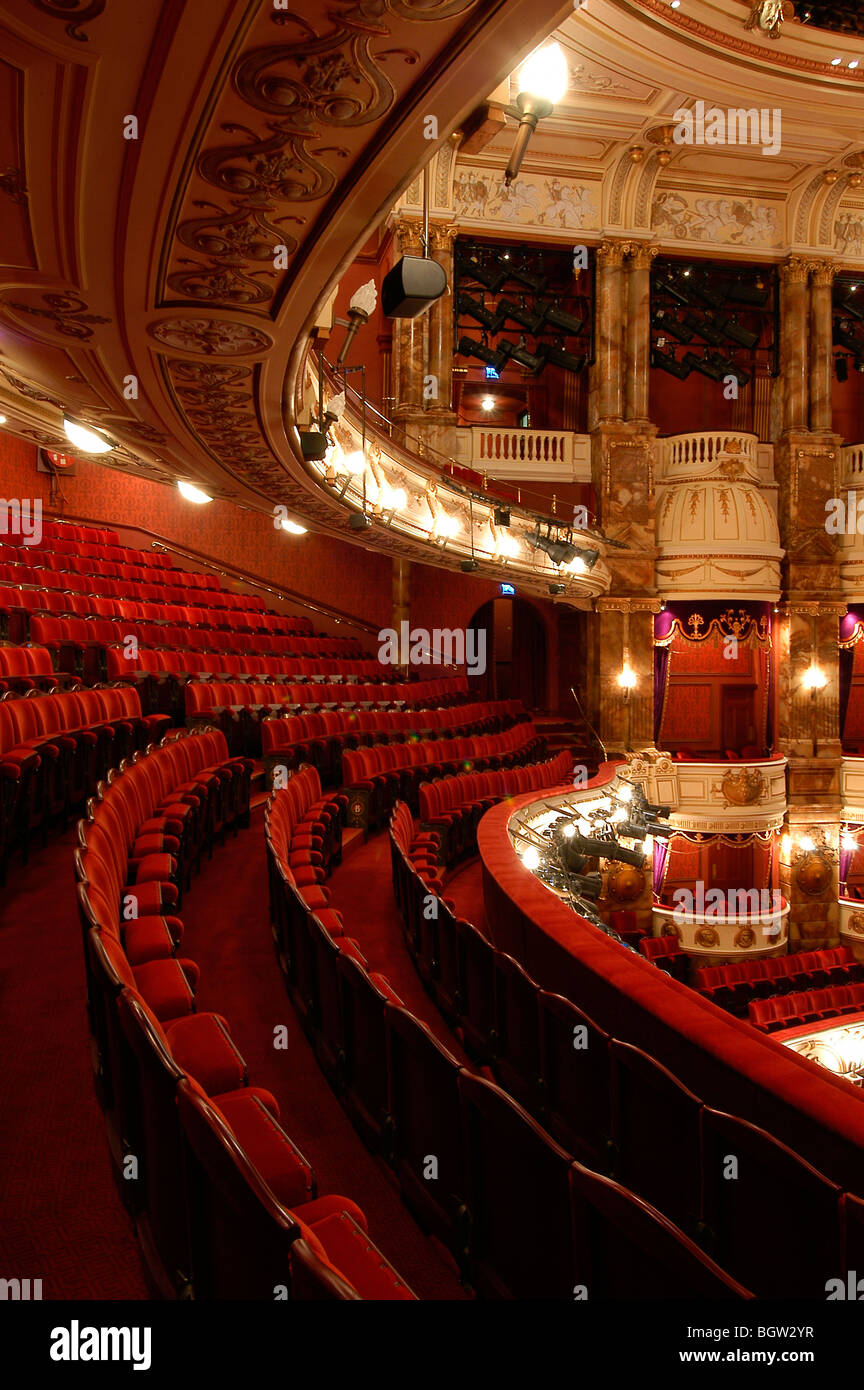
[537,989,612,1169]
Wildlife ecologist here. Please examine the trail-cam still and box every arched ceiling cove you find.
[1,0,862,595]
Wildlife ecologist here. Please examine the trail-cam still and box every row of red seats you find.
[41,520,121,545]
[0,540,221,587]
[0,567,268,610]
[0,585,320,640]
[694,946,863,1014]
[187,676,469,726]
[388,801,864,1298]
[417,753,574,864]
[75,735,413,1299]
[0,644,79,693]
[638,935,692,982]
[0,686,170,878]
[266,789,744,1299]
[344,723,544,828]
[748,982,864,1033]
[263,701,524,787]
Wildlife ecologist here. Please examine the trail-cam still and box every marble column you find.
[595,240,628,421]
[809,259,835,434]
[426,224,457,418]
[779,257,810,434]
[625,243,657,424]
[390,217,426,442]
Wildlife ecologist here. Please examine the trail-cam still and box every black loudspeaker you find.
[381,255,447,319]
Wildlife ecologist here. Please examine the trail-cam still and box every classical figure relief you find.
[744,0,794,40]
[453,170,596,228]
[835,210,864,257]
[718,768,768,807]
[653,192,780,246]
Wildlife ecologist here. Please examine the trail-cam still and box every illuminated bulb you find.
[781,834,792,860]
[577,818,592,835]
[64,417,113,454]
[385,486,407,510]
[850,59,860,68]
[616,784,634,803]
[832,56,843,65]
[617,663,637,690]
[517,41,569,104]
[522,846,540,870]
[177,480,213,504]
[560,822,575,838]
[612,806,628,823]
[365,476,380,504]
[280,518,307,535]
[0,414,6,425]
[842,832,858,854]
[343,450,366,475]
[437,513,460,538]
[481,396,496,413]
[498,533,520,559]
[799,834,816,853]
[802,664,827,691]
[565,555,587,574]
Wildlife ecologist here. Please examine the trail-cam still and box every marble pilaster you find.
[809,259,835,434]
[624,243,657,425]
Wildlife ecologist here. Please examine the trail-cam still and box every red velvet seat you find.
[537,989,612,1169]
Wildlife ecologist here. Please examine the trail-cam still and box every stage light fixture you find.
[499,338,546,374]
[493,506,511,527]
[496,297,547,334]
[543,302,585,336]
[530,527,578,566]
[688,275,726,310]
[682,310,724,345]
[548,582,566,595]
[715,316,760,350]
[570,832,646,870]
[457,335,507,371]
[540,343,587,372]
[682,351,727,381]
[461,558,479,572]
[651,346,691,379]
[457,292,503,332]
[457,251,508,293]
[657,271,691,306]
[651,308,693,344]
[727,275,769,307]
[507,262,548,295]
[349,512,372,531]
[834,320,861,352]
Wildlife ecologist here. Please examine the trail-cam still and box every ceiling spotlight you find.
[349,512,372,531]
[481,395,496,413]
[461,558,479,572]
[504,42,569,186]
[63,416,114,454]
[280,518,308,535]
[651,308,693,344]
[177,480,213,504]
[832,56,843,66]
[540,343,586,372]
[493,506,511,527]
[850,60,860,69]
[530,527,578,566]
[682,351,728,381]
[337,279,377,366]
[727,275,769,307]
[522,846,541,871]
[457,252,508,293]
[543,303,584,335]
[507,263,548,295]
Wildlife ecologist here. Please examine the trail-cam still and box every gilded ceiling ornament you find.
[2,291,110,340]
[149,318,272,356]
[744,0,794,40]
[28,0,106,42]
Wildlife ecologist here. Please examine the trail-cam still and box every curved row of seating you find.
[694,946,864,1014]
[0,586,326,639]
[344,723,544,828]
[389,801,864,1299]
[75,732,413,1300]
[263,700,526,786]
[417,753,574,864]
[748,982,864,1033]
[265,782,747,1299]
[0,567,266,609]
[0,685,170,876]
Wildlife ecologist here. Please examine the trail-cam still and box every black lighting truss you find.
[833,272,864,377]
[453,238,595,380]
[650,256,779,383]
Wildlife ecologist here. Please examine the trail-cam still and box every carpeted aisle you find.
[179,812,468,1300]
[0,830,150,1300]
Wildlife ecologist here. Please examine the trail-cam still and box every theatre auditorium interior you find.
[9,0,864,1316]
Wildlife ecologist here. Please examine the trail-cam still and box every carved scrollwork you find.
[1,291,110,340]
[28,0,106,42]
[198,122,345,203]
[235,9,419,128]
[149,318,272,355]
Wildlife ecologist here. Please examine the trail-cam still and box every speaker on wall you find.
[382,255,447,319]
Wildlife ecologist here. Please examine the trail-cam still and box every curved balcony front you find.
[623,751,788,834]
[653,898,790,962]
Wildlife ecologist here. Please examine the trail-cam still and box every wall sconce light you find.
[801,662,827,756]
[617,658,637,747]
[337,280,378,365]
[504,42,569,186]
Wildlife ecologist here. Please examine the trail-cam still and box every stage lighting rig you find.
[540,342,587,373]
[457,292,503,332]
[652,308,693,344]
[543,302,585,336]
[457,252,507,293]
[715,316,760,350]
[569,832,647,870]
[499,338,546,374]
[496,297,547,334]
[652,346,691,380]
[682,351,728,382]
[457,335,508,372]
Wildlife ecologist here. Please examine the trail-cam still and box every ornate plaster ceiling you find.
[0,0,861,597]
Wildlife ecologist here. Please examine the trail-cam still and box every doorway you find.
[469,597,547,709]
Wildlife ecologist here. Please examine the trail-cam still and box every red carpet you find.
[0,830,150,1300]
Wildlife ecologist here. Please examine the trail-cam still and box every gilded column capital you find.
[628,243,660,270]
[393,216,425,253]
[810,259,837,288]
[428,222,458,252]
[597,238,631,268]
[779,255,812,285]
